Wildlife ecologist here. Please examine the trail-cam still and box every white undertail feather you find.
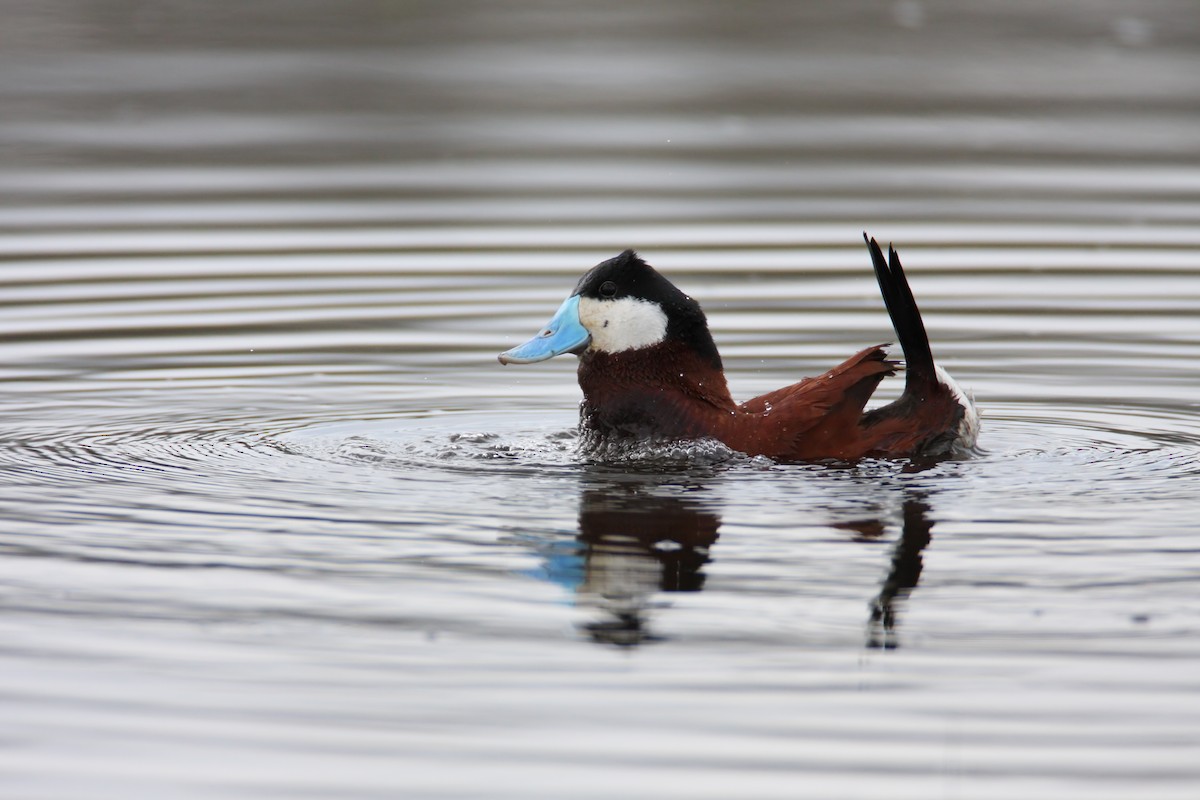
[935,364,980,449]
[578,296,668,354]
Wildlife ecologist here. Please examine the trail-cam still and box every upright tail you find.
[861,233,980,456]
[863,234,936,395]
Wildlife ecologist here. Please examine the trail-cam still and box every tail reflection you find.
[860,497,934,649]
[575,486,719,646]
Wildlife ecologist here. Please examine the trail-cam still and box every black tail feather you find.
[863,234,936,391]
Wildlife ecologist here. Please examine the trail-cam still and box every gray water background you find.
[2,2,1199,798]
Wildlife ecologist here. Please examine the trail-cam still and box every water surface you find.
[2,2,1199,798]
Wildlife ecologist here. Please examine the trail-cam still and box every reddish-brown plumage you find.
[578,340,966,461]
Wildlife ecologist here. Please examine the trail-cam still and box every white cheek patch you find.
[577,296,668,354]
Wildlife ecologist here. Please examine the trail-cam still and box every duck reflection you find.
[540,479,936,648]
[574,484,720,646]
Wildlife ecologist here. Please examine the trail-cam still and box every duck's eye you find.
[599,281,617,298]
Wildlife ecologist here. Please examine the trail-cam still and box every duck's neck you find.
[576,340,736,442]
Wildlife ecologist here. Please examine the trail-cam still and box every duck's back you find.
[731,345,897,461]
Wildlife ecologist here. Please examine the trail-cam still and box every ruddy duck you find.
[498,235,978,461]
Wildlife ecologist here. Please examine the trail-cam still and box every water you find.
[2,2,1199,798]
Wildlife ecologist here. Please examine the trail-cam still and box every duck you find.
[498,234,978,462]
